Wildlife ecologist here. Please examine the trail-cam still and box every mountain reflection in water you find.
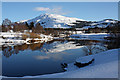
[2,40,100,58]
[2,39,119,77]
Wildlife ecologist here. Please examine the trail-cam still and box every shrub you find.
[22,34,28,40]
[22,32,41,40]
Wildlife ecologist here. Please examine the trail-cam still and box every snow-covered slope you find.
[70,33,109,41]
[98,19,117,23]
[18,14,117,29]
[82,19,118,29]
[18,13,85,28]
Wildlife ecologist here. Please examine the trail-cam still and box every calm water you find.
[2,39,119,77]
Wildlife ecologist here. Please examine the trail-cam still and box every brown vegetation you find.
[2,43,44,58]
[22,32,41,40]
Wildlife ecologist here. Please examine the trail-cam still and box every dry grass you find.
[22,32,41,40]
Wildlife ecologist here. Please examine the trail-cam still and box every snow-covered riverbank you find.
[0,32,53,46]
[69,33,109,41]
[20,48,118,78]
[0,32,109,46]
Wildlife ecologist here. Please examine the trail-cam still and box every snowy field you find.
[0,32,109,47]
[70,33,109,41]
[18,49,118,78]
[0,32,53,46]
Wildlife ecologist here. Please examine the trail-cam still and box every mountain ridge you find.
[18,13,85,28]
[18,14,118,29]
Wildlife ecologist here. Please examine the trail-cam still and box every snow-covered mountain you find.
[98,19,117,23]
[82,19,118,29]
[18,14,118,29]
[18,13,85,28]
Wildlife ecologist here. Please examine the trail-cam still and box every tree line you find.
[0,18,73,37]
[1,18,119,38]
[1,18,45,34]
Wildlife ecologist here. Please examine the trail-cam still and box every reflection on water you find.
[2,39,119,77]
[2,43,44,58]
[104,39,120,49]
[2,40,100,58]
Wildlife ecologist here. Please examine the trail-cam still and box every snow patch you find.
[70,33,109,41]
[76,55,94,64]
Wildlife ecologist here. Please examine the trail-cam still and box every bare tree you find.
[2,18,11,26]
[2,19,12,32]
[32,23,45,34]
[13,23,29,32]
[83,44,107,55]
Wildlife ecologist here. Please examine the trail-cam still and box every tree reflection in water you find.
[2,43,44,58]
[2,39,119,58]
[2,39,100,58]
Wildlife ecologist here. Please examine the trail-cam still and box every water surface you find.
[2,39,118,77]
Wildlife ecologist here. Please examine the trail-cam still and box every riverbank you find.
[69,33,109,41]
[0,32,53,46]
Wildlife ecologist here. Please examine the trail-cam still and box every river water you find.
[2,39,119,77]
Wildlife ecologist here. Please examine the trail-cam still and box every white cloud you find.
[34,7,50,11]
[48,7,67,15]
[34,6,68,15]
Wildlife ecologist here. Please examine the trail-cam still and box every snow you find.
[19,48,118,78]
[0,32,25,45]
[76,55,94,64]
[0,32,24,46]
[18,13,85,28]
[17,14,118,30]
[40,34,53,41]
[99,19,117,24]
[0,32,23,38]
[70,33,109,41]
[81,19,117,30]
[0,32,53,46]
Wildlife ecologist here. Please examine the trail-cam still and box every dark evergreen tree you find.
[25,22,29,28]
[29,22,34,29]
